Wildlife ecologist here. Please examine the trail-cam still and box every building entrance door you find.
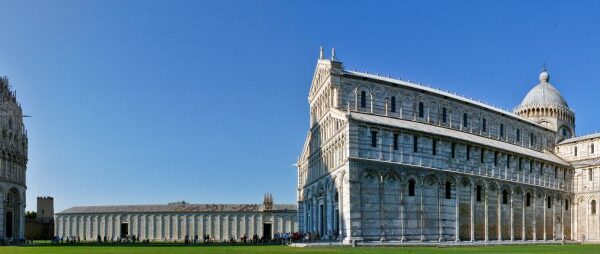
[120,223,129,238]
[319,204,324,235]
[263,223,272,240]
[5,211,13,238]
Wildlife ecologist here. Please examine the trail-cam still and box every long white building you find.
[55,194,297,241]
[297,48,600,243]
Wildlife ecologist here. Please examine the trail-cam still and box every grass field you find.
[0,245,599,254]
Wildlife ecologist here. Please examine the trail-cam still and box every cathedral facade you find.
[0,77,28,241]
[297,49,600,243]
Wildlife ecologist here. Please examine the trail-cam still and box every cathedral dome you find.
[518,70,569,109]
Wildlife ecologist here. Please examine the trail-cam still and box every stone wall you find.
[55,212,297,241]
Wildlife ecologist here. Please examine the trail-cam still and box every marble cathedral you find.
[297,48,600,243]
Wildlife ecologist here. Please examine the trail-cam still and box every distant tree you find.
[25,211,37,219]
[168,201,189,205]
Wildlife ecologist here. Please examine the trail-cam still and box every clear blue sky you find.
[2,1,600,212]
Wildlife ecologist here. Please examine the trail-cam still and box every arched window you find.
[413,136,419,153]
[565,199,569,211]
[476,185,482,202]
[574,146,578,157]
[518,157,523,171]
[592,200,597,215]
[529,160,534,173]
[418,102,424,118]
[371,130,378,147]
[390,96,396,113]
[482,118,487,132]
[502,190,508,204]
[589,169,593,182]
[466,145,471,161]
[526,193,531,207]
[463,113,468,128]
[516,129,521,142]
[480,149,485,163]
[592,144,595,154]
[408,179,416,197]
[360,91,367,108]
[547,196,552,209]
[442,108,447,123]
[445,182,451,199]
[500,124,505,138]
[494,152,499,166]
[334,192,339,204]
[530,133,535,146]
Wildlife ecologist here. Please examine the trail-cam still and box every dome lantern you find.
[539,69,549,83]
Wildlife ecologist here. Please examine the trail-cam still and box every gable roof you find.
[57,203,297,215]
[559,133,600,145]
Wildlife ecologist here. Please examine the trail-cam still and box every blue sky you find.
[2,1,600,212]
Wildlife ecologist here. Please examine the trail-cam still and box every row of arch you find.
[515,105,575,125]
[300,165,574,242]
[356,169,572,241]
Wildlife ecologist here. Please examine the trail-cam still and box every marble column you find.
[522,193,526,241]
[148,215,154,240]
[157,215,163,240]
[172,215,179,240]
[198,215,204,238]
[484,190,489,241]
[438,183,443,242]
[223,215,229,240]
[420,183,424,242]
[232,215,238,239]
[561,198,565,240]
[455,182,460,242]
[498,190,502,241]
[207,215,213,239]
[543,193,547,241]
[552,196,556,240]
[531,195,537,241]
[401,184,406,242]
[510,190,514,241]
[470,184,475,242]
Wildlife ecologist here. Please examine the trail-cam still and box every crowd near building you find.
[297,48,600,243]
[0,77,28,243]
[54,194,297,242]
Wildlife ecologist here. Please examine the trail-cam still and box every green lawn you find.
[0,245,599,254]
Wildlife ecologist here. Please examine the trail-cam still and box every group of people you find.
[52,235,81,244]
[302,231,339,241]
[96,234,145,244]
[52,231,338,245]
